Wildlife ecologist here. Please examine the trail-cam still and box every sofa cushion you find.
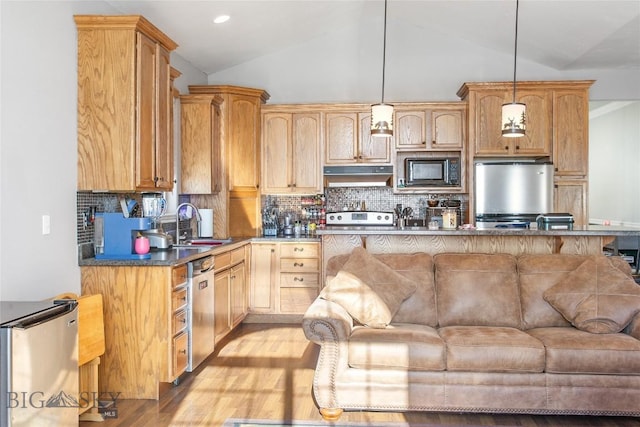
[349,323,445,371]
[439,326,545,373]
[434,253,521,327]
[320,248,417,328]
[325,252,437,327]
[543,256,640,333]
[528,327,640,375]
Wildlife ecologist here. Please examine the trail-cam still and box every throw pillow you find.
[543,256,640,333]
[320,271,392,328]
[320,247,418,328]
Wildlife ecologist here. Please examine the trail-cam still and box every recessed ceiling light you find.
[213,15,230,24]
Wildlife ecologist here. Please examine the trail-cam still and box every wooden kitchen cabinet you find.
[213,244,248,343]
[80,263,188,399]
[324,111,390,164]
[249,242,278,313]
[262,110,322,194]
[75,15,177,192]
[249,241,320,315]
[187,85,269,238]
[458,81,593,226]
[395,103,466,151]
[180,95,224,194]
[460,85,552,157]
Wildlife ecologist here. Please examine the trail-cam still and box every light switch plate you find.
[42,215,51,235]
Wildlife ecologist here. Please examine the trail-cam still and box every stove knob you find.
[337,215,342,221]
[376,215,382,221]
[328,214,335,221]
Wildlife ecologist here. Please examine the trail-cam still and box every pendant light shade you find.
[371,0,393,137]
[501,0,526,138]
[371,103,393,136]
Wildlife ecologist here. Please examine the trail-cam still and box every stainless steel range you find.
[326,211,394,226]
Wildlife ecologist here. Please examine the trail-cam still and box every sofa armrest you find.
[302,298,353,344]
[625,312,640,340]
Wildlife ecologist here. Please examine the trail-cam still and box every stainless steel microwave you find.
[405,157,461,187]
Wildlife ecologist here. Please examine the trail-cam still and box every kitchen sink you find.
[171,238,232,250]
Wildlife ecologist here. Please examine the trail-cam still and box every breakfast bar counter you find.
[317,225,640,281]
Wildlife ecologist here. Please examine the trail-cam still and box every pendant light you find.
[501,0,526,137]
[371,0,393,137]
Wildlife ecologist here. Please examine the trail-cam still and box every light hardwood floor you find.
[81,324,640,427]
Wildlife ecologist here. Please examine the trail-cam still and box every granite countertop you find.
[316,225,640,236]
[79,235,321,267]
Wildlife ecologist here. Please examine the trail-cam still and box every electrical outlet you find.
[42,215,51,235]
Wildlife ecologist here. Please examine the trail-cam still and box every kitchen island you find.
[317,225,640,283]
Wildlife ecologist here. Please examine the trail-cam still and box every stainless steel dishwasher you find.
[187,255,215,371]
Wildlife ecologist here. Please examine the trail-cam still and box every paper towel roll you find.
[198,209,214,237]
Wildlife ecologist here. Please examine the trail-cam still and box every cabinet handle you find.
[292,183,296,187]
[231,275,236,279]
[294,247,304,252]
[179,349,187,354]
[294,277,304,282]
[294,262,304,267]
[181,318,187,324]
[432,140,436,145]
[422,141,427,145]
[271,249,275,253]
[504,146,509,150]
[515,145,520,150]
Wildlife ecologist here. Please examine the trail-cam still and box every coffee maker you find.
[140,192,173,249]
[94,213,152,259]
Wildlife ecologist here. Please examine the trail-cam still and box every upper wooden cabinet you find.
[459,84,552,157]
[324,111,391,164]
[553,90,590,177]
[180,95,223,194]
[395,103,466,151]
[187,85,269,237]
[75,15,178,192]
[262,109,322,194]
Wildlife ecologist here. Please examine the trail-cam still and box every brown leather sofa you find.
[302,249,640,421]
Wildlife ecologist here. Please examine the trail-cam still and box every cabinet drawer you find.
[231,246,245,265]
[173,265,188,289]
[280,287,318,314]
[172,331,188,378]
[173,309,188,335]
[280,258,319,272]
[215,251,231,272]
[172,287,188,312]
[280,272,319,288]
[280,243,319,258]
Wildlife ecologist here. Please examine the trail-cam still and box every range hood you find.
[323,165,393,188]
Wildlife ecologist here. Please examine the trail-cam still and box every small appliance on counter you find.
[536,213,574,230]
[94,212,152,259]
[140,192,173,249]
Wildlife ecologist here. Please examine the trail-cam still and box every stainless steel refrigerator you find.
[474,161,554,228]
[1,300,79,427]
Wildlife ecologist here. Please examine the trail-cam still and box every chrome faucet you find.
[175,203,202,245]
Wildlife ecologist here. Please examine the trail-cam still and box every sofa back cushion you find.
[325,252,437,326]
[517,254,634,330]
[434,253,521,328]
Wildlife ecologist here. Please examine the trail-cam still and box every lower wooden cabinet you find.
[250,241,320,315]
[213,244,248,343]
[80,263,188,399]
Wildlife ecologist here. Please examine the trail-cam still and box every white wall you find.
[206,18,640,104]
[589,101,640,227]
[0,1,206,300]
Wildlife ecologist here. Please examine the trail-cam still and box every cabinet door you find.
[181,96,216,194]
[395,110,427,149]
[553,91,588,177]
[250,243,277,313]
[230,262,246,327]
[555,180,588,227]
[358,112,390,163]
[324,113,358,164]
[292,113,322,192]
[154,45,173,190]
[432,110,463,149]
[262,113,292,193]
[214,269,231,343]
[228,95,261,191]
[473,90,551,157]
[135,32,158,190]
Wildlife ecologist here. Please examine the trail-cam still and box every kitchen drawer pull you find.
[179,349,187,354]
[294,247,304,252]
[294,262,304,267]
[294,277,304,282]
